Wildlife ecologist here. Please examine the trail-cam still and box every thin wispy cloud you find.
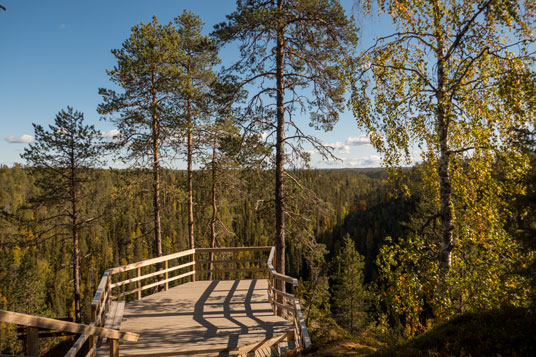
[326,141,351,154]
[345,135,370,146]
[59,24,71,30]
[326,135,370,155]
[5,134,34,144]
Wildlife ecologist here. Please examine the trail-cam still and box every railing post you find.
[137,267,142,300]
[109,338,119,357]
[25,326,39,356]
[192,251,197,282]
[89,304,97,356]
[164,260,169,291]
[233,251,237,280]
[106,275,112,312]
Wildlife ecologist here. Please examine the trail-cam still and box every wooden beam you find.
[110,262,195,289]
[268,268,299,285]
[271,300,295,314]
[25,326,39,356]
[294,299,311,348]
[164,260,169,291]
[91,271,111,306]
[137,267,142,300]
[86,344,96,357]
[196,268,267,274]
[108,249,195,274]
[235,333,293,354]
[267,281,295,301]
[196,246,272,253]
[109,338,119,357]
[0,310,138,342]
[65,331,90,357]
[112,271,195,300]
[196,259,264,265]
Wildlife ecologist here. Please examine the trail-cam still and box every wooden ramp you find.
[97,279,294,356]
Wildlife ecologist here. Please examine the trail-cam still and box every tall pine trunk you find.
[275,0,286,296]
[433,0,454,269]
[71,161,81,323]
[187,95,195,251]
[152,79,163,258]
[209,137,217,280]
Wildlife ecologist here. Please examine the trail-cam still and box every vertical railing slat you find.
[137,267,141,300]
[164,260,169,291]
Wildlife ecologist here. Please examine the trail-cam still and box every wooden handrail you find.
[91,270,111,306]
[108,249,195,274]
[266,246,311,349]
[196,246,272,253]
[0,310,139,342]
[110,261,195,289]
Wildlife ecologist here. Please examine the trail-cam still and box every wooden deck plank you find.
[112,302,125,330]
[97,279,292,356]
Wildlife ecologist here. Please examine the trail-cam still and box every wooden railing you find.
[266,247,312,350]
[195,246,271,280]
[70,246,311,356]
[77,249,196,357]
[0,310,138,357]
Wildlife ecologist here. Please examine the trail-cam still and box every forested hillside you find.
[0,166,397,353]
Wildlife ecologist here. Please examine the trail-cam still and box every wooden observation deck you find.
[69,246,311,356]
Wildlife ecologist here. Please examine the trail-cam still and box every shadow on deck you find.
[98,279,293,356]
[71,247,310,357]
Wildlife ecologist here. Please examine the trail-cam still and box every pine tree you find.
[99,16,183,258]
[174,11,220,251]
[21,107,104,323]
[214,0,357,291]
[332,235,367,334]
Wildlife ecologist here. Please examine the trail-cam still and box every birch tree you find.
[349,0,536,269]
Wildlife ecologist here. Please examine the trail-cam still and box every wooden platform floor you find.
[97,279,293,356]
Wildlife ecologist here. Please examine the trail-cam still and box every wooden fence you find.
[68,246,310,356]
[0,310,138,357]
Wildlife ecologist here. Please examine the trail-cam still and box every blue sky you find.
[0,0,385,168]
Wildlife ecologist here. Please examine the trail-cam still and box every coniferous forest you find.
[2,1,536,356]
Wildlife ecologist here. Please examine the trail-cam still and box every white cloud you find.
[5,134,34,144]
[316,154,382,168]
[102,129,120,140]
[344,155,382,167]
[326,141,351,154]
[339,145,351,154]
[59,24,71,30]
[345,135,370,146]
[327,141,342,149]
